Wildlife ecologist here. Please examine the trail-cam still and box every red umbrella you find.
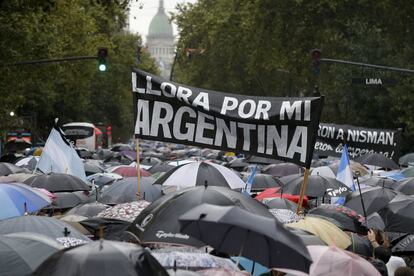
[112,166,151,177]
[255,187,309,207]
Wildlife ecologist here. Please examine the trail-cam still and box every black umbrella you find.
[399,153,414,167]
[87,173,120,188]
[110,143,134,152]
[245,155,282,165]
[287,227,326,246]
[364,212,386,231]
[345,186,402,216]
[3,139,32,154]
[282,174,352,198]
[127,185,273,247]
[395,177,414,195]
[308,204,367,235]
[34,240,168,276]
[47,191,92,209]
[178,203,312,273]
[79,218,131,241]
[387,232,410,247]
[104,153,134,166]
[279,173,303,185]
[0,216,91,246]
[0,162,29,176]
[263,197,298,212]
[355,152,399,170]
[393,235,414,255]
[0,153,21,163]
[241,173,284,191]
[378,195,414,233]
[99,177,162,204]
[227,159,250,172]
[141,156,162,166]
[84,161,105,176]
[262,163,304,178]
[76,148,93,159]
[65,202,110,217]
[361,177,400,190]
[148,163,175,174]
[0,232,62,275]
[23,173,91,192]
[346,232,373,258]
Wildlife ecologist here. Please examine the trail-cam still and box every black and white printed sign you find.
[132,69,324,168]
[315,123,402,161]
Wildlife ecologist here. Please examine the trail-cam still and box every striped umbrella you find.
[154,161,245,190]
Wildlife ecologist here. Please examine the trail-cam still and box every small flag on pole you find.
[334,144,355,205]
[244,165,257,195]
[37,126,87,182]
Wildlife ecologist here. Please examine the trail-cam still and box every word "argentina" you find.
[133,75,311,121]
[135,100,308,162]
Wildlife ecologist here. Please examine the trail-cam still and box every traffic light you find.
[311,48,321,76]
[97,47,108,72]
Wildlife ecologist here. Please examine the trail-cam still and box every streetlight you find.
[9,111,15,117]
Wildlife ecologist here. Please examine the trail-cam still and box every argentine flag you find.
[244,164,257,195]
[37,127,87,182]
[334,144,355,205]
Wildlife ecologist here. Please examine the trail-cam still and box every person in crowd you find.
[368,229,407,275]
[388,256,408,276]
[368,228,390,248]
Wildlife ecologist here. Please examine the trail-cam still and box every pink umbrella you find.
[198,268,250,276]
[33,188,57,201]
[112,166,151,177]
[279,245,380,276]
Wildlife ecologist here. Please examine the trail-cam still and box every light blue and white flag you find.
[37,127,87,182]
[334,144,355,205]
[244,165,257,195]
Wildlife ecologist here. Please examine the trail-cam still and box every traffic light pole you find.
[4,56,98,66]
[320,58,414,74]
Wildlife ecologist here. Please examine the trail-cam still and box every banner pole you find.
[296,168,310,214]
[135,138,141,199]
[355,172,368,227]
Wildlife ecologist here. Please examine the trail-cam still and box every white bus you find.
[61,122,103,152]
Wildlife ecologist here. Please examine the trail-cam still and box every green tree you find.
[172,0,414,153]
[0,0,159,143]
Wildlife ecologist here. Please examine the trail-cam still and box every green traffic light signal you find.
[97,47,108,72]
[99,63,107,72]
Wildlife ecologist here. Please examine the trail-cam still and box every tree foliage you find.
[0,0,159,142]
[172,0,414,153]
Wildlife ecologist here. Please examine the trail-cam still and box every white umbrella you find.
[154,161,245,190]
[310,166,336,178]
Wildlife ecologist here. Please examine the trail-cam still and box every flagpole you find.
[135,138,141,199]
[296,168,309,214]
[355,172,368,226]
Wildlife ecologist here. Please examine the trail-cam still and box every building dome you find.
[147,0,173,39]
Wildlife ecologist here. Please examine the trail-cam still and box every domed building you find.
[146,0,175,79]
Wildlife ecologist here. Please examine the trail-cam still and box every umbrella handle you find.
[235,229,249,268]
[93,180,98,202]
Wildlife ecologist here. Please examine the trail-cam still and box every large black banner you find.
[314,123,402,161]
[132,69,324,168]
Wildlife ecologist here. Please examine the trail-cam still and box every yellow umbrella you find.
[287,216,351,249]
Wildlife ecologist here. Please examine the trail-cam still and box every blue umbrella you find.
[0,182,51,220]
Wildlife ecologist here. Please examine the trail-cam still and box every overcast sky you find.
[128,0,197,43]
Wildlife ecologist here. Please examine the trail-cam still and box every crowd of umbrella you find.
[1,141,414,276]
